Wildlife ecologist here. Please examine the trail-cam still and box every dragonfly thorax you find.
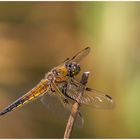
[51,65,68,79]
[65,62,81,77]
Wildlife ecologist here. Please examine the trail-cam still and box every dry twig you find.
[64,72,90,139]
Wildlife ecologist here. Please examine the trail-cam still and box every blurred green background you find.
[0,2,140,138]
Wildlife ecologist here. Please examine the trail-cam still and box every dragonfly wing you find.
[81,88,114,109]
[40,91,84,128]
[66,47,91,63]
[66,79,114,109]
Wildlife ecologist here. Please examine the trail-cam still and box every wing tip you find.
[105,94,112,100]
[85,46,91,52]
[75,111,84,128]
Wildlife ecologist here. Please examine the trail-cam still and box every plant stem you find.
[63,72,90,139]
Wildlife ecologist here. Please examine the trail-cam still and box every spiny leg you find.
[51,82,69,106]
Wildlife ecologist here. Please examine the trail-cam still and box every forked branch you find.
[64,72,90,139]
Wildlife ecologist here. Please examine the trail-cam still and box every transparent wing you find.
[40,90,84,128]
[65,47,91,63]
[81,88,114,109]
[66,79,114,109]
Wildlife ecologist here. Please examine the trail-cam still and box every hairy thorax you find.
[45,65,68,83]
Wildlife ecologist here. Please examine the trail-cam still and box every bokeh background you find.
[0,2,140,138]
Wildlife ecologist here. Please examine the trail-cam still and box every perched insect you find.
[0,47,114,127]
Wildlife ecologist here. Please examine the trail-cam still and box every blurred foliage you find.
[0,2,140,138]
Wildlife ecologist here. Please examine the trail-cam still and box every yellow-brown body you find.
[0,65,69,116]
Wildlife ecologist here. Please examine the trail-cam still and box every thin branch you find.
[64,72,90,139]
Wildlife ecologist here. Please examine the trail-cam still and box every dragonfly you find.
[0,47,114,127]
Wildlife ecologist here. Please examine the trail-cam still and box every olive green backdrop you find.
[0,2,140,138]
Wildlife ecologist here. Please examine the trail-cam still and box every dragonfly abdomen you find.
[0,98,26,116]
[0,79,49,116]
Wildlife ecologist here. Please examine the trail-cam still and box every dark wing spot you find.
[105,94,112,100]
[85,46,90,50]
[85,87,92,91]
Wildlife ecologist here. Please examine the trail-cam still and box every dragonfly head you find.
[66,62,81,77]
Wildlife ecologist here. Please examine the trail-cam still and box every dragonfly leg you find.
[51,82,69,106]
